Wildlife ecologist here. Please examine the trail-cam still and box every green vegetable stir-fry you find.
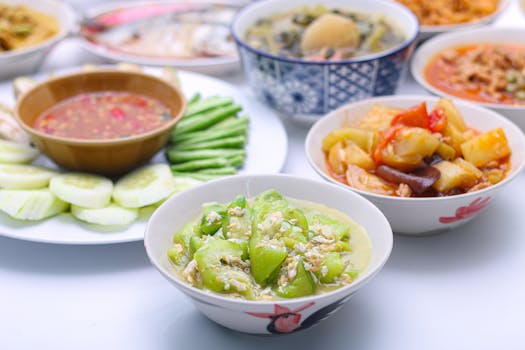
[167,190,371,300]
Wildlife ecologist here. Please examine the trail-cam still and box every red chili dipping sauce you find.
[34,91,172,140]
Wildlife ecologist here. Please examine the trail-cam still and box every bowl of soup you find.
[14,70,186,176]
[305,95,525,235]
[411,28,525,130]
[144,174,393,334]
[231,0,419,122]
[0,0,76,80]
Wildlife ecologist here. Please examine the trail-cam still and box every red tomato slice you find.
[391,102,429,129]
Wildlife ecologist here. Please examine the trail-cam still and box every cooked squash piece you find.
[322,128,377,153]
[359,103,402,132]
[342,141,375,170]
[461,128,510,167]
[435,98,467,132]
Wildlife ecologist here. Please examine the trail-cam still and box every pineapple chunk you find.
[433,160,480,192]
[381,127,439,171]
[435,98,467,132]
[342,141,375,170]
[453,158,484,179]
[322,128,378,153]
[442,123,466,155]
[436,142,456,161]
[359,103,402,132]
[461,128,510,167]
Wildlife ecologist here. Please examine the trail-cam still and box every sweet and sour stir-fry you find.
[323,99,511,197]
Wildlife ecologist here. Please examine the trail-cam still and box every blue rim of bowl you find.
[230,0,420,66]
[304,94,525,203]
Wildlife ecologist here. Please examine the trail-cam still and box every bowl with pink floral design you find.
[305,95,525,235]
[144,174,393,334]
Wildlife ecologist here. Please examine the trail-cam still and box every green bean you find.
[166,148,246,163]
[170,158,230,172]
[197,167,237,175]
[172,170,227,181]
[172,104,242,136]
[170,135,246,151]
[171,123,247,145]
[227,154,246,168]
[187,92,201,106]
[184,96,234,119]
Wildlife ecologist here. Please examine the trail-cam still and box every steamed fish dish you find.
[167,190,371,300]
[0,4,59,52]
[82,2,237,60]
[245,5,405,61]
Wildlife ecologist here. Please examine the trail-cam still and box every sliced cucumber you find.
[0,164,58,189]
[113,163,175,208]
[173,176,202,194]
[0,139,39,164]
[71,203,138,226]
[49,173,113,209]
[0,188,68,220]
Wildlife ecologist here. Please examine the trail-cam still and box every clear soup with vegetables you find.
[167,190,371,300]
[244,5,405,61]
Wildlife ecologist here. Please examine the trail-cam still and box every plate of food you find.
[0,64,287,244]
[78,0,244,74]
[0,0,76,80]
[411,27,525,130]
[392,0,510,39]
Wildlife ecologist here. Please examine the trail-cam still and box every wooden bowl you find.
[14,70,186,176]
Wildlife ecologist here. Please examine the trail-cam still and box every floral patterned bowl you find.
[231,0,419,122]
[144,174,393,334]
[305,95,525,235]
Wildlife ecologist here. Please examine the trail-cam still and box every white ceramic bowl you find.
[231,0,419,122]
[0,0,76,81]
[305,95,525,235]
[402,0,510,40]
[144,174,393,335]
[411,27,525,130]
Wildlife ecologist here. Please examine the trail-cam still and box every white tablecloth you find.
[1,1,525,349]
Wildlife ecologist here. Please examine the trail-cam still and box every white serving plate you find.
[0,67,288,244]
[78,0,246,75]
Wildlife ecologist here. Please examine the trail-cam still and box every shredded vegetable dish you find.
[395,0,499,26]
[322,99,511,197]
[425,44,525,105]
[245,5,405,61]
[167,190,371,300]
[0,4,59,52]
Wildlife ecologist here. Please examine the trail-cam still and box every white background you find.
[1,1,525,349]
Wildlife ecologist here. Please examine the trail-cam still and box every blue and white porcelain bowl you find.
[231,0,419,122]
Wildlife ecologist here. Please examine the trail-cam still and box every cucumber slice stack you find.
[0,189,68,221]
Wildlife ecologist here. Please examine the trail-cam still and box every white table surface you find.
[1,1,525,349]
